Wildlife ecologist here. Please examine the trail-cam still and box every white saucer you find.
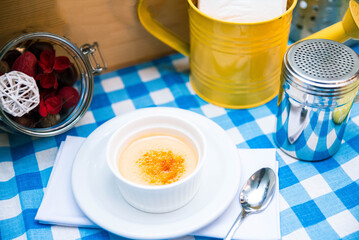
[72,107,241,239]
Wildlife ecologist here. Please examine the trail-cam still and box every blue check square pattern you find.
[1,47,359,240]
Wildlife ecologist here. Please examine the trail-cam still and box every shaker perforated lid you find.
[283,39,359,95]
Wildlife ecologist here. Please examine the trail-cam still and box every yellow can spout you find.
[303,0,359,43]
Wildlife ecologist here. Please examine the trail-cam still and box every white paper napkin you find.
[194,148,280,239]
[198,0,287,23]
[35,136,95,227]
[36,136,280,239]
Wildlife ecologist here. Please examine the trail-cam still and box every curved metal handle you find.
[80,42,107,75]
[137,0,190,57]
[224,209,247,240]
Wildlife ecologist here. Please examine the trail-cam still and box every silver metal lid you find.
[284,39,359,97]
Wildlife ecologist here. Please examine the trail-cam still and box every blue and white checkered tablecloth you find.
[1,47,359,240]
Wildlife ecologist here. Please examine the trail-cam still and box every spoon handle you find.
[223,209,247,240]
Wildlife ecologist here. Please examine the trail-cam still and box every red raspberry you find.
[11,51,37,77]
[58,86,80,109]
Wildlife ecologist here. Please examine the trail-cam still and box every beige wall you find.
[0,0,189,72]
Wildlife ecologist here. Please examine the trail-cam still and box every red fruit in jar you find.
[39,49,55,73]
[58,86,80,109]
[36,72,58,89]
[57,64,78,86]
[45,95,63,115]
[11,51,37,77]
[53,56,71,71]
[40,89,56,100]
[39,98,48,117]
[28,42,55,60]
[38,49,71,73]
[39,90,62,117]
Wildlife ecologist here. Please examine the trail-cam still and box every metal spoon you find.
[224,167,276,240]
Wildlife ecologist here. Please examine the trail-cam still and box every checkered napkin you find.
[35,136,280,239]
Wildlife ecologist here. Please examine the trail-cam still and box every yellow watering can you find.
[138,0,359,109]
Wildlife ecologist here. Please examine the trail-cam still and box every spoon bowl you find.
[224,167,276,240]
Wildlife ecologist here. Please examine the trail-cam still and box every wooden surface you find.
[0,0,189,73]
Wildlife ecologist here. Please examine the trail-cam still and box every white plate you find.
[72,107,241,239]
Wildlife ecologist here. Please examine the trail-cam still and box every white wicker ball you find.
[0,71,40,117]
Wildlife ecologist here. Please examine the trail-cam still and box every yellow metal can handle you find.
[137,0,190,57]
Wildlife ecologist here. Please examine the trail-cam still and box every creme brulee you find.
[117,134,198,186]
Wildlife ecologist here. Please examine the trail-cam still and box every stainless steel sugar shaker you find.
[275,39,359,161]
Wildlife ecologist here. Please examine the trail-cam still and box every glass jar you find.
[0,32,106,137]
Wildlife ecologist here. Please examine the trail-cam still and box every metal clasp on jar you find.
[81,42,107,74]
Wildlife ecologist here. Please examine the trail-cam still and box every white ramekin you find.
[106,113,207,213]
